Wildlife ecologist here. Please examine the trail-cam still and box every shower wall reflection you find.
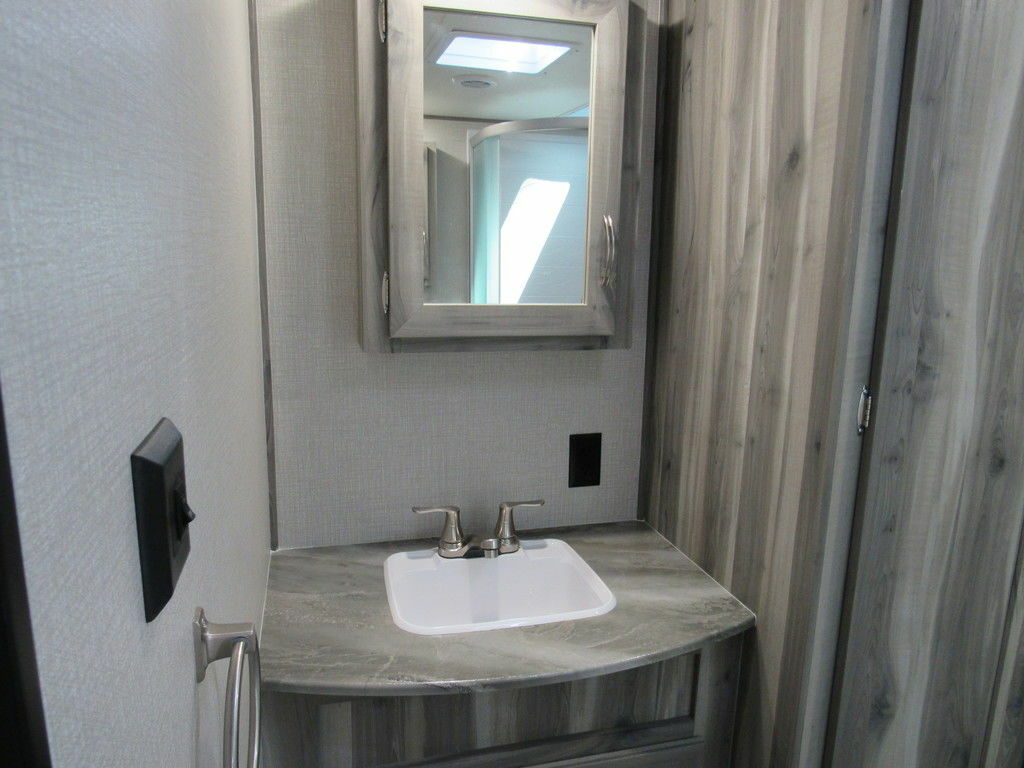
[422,8,593,305]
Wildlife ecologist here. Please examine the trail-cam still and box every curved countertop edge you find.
[260,521,756,698]
[261,619,754,698]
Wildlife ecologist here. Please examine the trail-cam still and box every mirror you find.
[422,10,593,305]
[386,0,627,339]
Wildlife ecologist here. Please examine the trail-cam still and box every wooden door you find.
[828,1,1024,765]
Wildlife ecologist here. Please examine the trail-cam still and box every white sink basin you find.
[384,538,616,635]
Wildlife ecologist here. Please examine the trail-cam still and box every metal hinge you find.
[381,270,390,315]
[857,386,873,435]
[377,0,387,42]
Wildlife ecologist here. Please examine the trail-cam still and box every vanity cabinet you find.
[258,522,754,767]
[263,638,743,767]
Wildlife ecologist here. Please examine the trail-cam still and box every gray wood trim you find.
[986,514,1024,768]
[388,334,609,353]
[247,0,280,549]
[693,633,743,768]
[356,0,392,353]
[261,691,321,768]
[386,0,625,339]
[828,0,1024,764]
[534,737,704,767]
[389,303,618,339]
[405,721,698,767]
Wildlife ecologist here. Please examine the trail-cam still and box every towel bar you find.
[194,607,261,768]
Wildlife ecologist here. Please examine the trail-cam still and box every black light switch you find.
[131,418,192,622]
[568,433,601,488]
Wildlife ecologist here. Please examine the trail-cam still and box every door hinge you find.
[377,0,387,42]
[857,386,873,435]
[381,270,390,315]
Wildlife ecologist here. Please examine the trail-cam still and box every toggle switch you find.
[131,418,193,622]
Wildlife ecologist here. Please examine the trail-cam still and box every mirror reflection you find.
[423,9,593,305]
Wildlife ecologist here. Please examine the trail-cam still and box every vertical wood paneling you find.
[830,2,1024,764]
[644,0,898,765]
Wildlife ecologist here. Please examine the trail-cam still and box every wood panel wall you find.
[828,1,1024,765]
[642,0,900,765]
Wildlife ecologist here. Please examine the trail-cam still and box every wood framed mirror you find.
[384,0,628,339]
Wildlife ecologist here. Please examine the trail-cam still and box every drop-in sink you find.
[384,538,616,635]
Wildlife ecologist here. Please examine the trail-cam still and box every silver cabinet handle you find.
[601,214,617,289]
[194,608,261,768]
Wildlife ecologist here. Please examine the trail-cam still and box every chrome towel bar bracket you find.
[194,607,261,768]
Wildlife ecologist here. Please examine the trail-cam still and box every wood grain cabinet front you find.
[262,634,746,768]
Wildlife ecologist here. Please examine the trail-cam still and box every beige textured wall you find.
[0,1,270,765]
[254,0,650,549]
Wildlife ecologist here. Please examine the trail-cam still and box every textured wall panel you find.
[0,2,270,766]
[253,0,651,549]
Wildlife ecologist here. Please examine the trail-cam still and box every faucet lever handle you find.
[498,499,545,512]
[494,499,545,553]
[412,505,467,556]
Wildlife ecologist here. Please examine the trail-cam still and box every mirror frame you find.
[386,0,628,339]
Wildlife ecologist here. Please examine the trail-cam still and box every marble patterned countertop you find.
[260,521,755,697]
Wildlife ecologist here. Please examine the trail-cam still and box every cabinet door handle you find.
[601,214,617,288]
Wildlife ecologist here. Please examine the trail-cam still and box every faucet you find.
[412,500,545,559]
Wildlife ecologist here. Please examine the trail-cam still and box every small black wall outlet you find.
[568,433,602,488]
[131,418,194,622]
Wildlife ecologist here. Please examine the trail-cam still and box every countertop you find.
[260,521,755,697]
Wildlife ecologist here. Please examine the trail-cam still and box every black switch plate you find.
[131,418,193,622]
[568,433,601,488]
